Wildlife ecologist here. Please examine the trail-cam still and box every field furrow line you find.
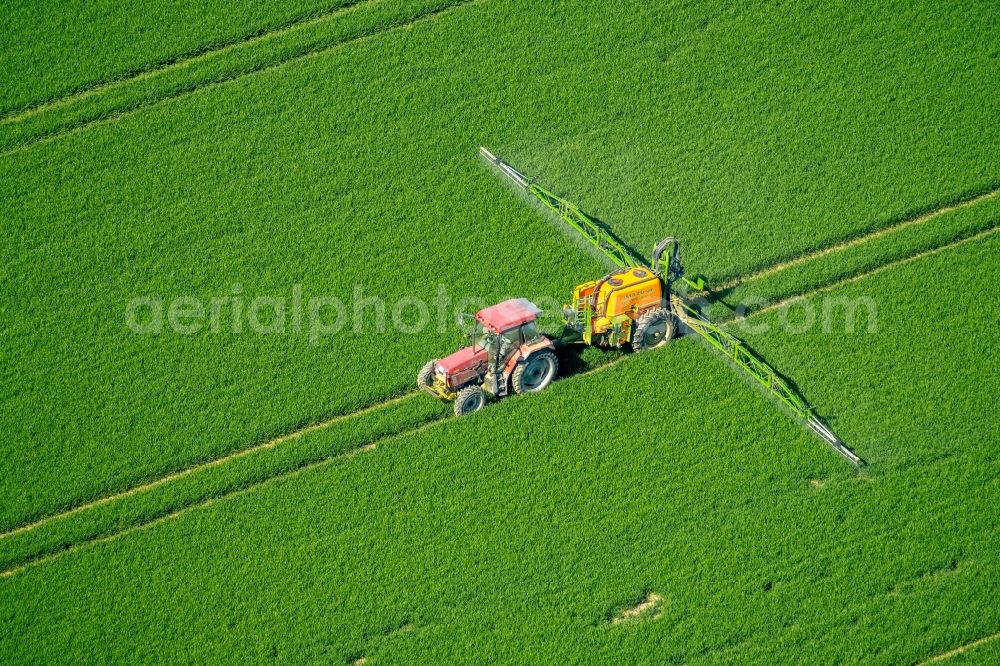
[919,630,1000,664]
[0,219,992,577]
[0,0,376,126]
[0,392,419,540]
[0,0,485,160]
[0,353,638,575]
[738,225,999,319]
[0,415,451,579]
[710,185,1000,293]
[4,203,994,546]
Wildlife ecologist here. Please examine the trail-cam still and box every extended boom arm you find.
[479,147,864,467]
[671,297,864,466]
[480,147,637,269]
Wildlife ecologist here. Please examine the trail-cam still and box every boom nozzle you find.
[480,146,531,189]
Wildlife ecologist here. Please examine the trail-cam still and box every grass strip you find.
[0,0,477,155]
[0,393,447,573]
[710,194,1000,319]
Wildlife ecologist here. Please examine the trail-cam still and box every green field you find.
[0,0,362,117]
[2,0,998,662]
[2,238,997,663]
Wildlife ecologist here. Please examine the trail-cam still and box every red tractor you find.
[417,298,559,416]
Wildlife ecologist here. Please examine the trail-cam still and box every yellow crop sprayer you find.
[417,147,863,466]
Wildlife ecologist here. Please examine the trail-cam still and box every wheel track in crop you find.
[2,221,996,578]
[918,630,1000,663]
[0,353,630,575]
[1,200,996,557]
[709,184,1000,293]
[0,0,376,126]
[0,392,419,540]
[0,0,486,159]
[733,225,999,320]
[0,409,455,578]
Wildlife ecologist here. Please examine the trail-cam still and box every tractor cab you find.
[417,298,560,416]
[474,298,544,366]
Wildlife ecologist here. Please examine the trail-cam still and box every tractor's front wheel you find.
[512,350,559,394]
[632,308,675,352]
[417,360,437,390]
[454,385,486,417]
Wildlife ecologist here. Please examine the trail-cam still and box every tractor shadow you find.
[552,338,627,380]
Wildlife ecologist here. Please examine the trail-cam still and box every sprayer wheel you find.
[633,308,674,352]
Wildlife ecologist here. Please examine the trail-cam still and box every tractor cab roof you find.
[476,298,542,333]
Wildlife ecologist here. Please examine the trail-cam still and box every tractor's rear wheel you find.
[454,385,486,416]
[417,360,437,390]
[633,308,674,352]
[512,350,559,394]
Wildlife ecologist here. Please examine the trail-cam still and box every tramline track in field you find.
[1,225,993,578]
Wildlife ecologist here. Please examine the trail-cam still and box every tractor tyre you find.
[632,308,674,352]
[417,360,437,390]
[454,385,486,417]
[512,350,559,394]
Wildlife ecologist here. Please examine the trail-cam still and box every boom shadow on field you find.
[674,295,851,455]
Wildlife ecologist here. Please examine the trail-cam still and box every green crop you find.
[0,0,474,154]
[714,194,1000,319]
[945,637,1000,664]
[4,0,1000,535]
[2,0,999,661]
[0,0,358,118]
[0,393,447,573]
[0,237,996,664]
